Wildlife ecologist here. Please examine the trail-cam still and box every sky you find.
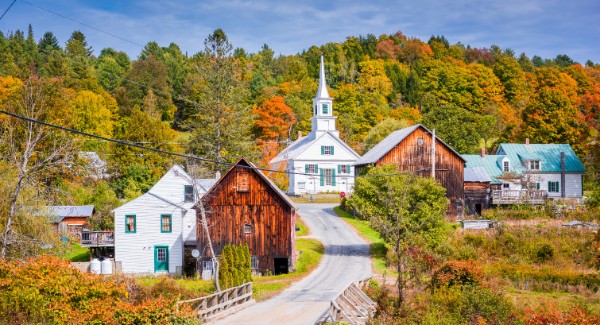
[1,0,599,63]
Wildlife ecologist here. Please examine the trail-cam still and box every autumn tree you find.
[363,118,409,153]
[0,76,78,259]
[345,165,447,307]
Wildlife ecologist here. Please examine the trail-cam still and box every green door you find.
[154,246,169,272]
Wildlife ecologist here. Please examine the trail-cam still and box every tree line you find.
[1,26,599,252]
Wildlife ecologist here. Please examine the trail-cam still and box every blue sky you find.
[2,0,599,63]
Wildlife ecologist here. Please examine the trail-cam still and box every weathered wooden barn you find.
[354,124,465,215]
[464,165,493,215]
[197,158,297,275]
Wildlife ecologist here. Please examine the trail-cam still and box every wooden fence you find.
[176,282,254,321]
[319,277,376,325]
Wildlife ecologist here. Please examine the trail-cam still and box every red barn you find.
[197,158,297,275]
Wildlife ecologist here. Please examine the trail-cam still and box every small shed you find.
[198,157,297,276]
[464,166,492,215]
[48,205,95,237]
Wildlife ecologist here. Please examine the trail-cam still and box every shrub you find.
[218,244,251,290]
[431,260,484,289]
[536,244,555,263]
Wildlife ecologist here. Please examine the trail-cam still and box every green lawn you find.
[295,216,309,236]
[63,244,91,262]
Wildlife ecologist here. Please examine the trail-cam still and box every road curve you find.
[211,203,371,325]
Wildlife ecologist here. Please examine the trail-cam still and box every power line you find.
[19,0,145,48]
[0,0,17,21]
[1,109,407,180]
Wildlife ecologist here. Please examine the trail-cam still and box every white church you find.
[271,56,360,195]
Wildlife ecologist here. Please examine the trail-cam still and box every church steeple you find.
[311,56,338,138]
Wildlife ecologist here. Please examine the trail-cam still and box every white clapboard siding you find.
[565,173,583,197]
[113,165,209,275]
[114,194,186,275]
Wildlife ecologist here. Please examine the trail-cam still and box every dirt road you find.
[211,203,371,325]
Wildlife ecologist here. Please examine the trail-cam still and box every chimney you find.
[297,131,302,139]
[525,138,530,145]
[215,171,221,180]
[480,147,486,157]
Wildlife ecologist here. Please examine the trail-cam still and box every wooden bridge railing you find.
[176,282,254,321]
[320,277,376,325]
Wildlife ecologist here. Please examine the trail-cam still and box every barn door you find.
[154,246,169,272]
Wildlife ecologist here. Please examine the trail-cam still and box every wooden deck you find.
[492,190,547,205]
[80,231,114,247]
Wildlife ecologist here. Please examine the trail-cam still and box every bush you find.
[431,260,484,289]
[218,244,251,290]
[536,244,555,263]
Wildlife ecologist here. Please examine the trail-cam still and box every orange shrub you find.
[431,259,484,289]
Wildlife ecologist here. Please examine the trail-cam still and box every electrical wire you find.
[0,0,17,21]
[0,109,408,179]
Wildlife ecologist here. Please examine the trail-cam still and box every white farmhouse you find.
[113,165,216,275]
[271,56,360,195]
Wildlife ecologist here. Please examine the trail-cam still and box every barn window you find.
[184,185,194,202]
[244,224,252,234]
[237,170,250,192]
[161,214,172,233]
[251,256,259,270]
[417,137,425,155]
[125,215,136,233]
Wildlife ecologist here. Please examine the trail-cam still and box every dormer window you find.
[529,160,540,170]
[322,104,328,114]
[503,160,510,172]
[237,170,249,192]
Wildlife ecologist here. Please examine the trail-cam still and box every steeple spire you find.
[315,56,331,99]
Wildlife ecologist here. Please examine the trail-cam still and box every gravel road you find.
[211,203,371,325]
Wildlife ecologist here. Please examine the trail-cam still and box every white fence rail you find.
[176,282,254,321]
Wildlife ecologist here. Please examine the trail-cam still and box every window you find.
[322,103,328,114]
[529,160,540,170]
[321,145,334,155]
[251,256,259,270]
[298,182,306,190]
[184,185,194,202]
[503,183,510,189]
[324,169,333,186]
[125,215,136,233]
[244,224,252,234]
[339,165,351,174]
[305,164,318,174]
[319,168,336,186]
[548,181,560,193]
[237,170,249,192]
[503,161,510,172]
[203,260,214,272]
[161,214,172,233]
[314,104,317,115]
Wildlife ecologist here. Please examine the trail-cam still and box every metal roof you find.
[47,205,95,218]
[464,166,492,182]
[355,124,465,166]
[270,131,359,164]
[496,143,585,173]
[461,154,505,184]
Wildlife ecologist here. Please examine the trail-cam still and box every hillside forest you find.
[1,26,599,236]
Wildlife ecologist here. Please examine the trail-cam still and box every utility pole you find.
[431,129,436,179]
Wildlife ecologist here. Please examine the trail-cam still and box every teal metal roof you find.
[462,154,504,184]
[496,144,585,173]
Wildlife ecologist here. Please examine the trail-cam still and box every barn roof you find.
[461,154,505,184]
[48,205,95,218]
[205,157,297,210]
[355,124,465,166]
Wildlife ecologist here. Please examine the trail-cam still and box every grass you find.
[296,216,309,236]
[136,277,216,297]
[63,244,91,262]
[505,287,600,315]
[333,206,396,277]
[252,238,324,301]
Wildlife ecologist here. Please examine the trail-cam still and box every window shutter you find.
[348,165,351,173]
[315,164,318,171]
[305,165,308,173]
[337,165,341,173]
[536,183,540,190]
[321,146,325,155]
[331,146,335,155]
[319,169,324,186]
[548,182,551,192]
[332,169,336,186]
